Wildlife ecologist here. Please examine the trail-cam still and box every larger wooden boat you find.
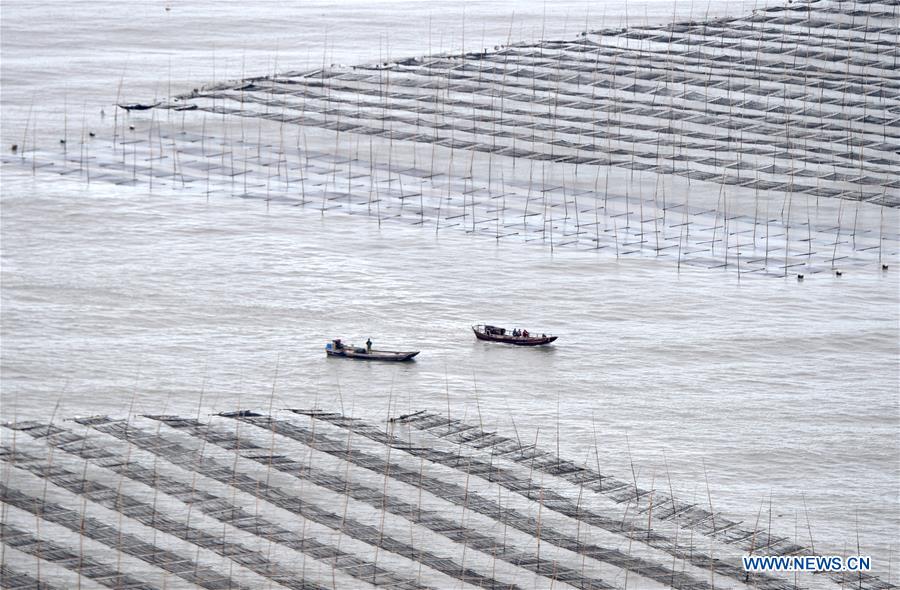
[326,339,419,362]
[472,325,557,346]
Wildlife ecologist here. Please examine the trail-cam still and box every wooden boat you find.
[117,102,160,111]
[326,339,419,362]
[472,325,557,346]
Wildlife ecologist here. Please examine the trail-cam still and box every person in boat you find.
[522,330,529,338]
[513,328,520,337]
[366,338,372,352]
[334,339,344,350]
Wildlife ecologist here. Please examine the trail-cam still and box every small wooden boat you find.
[326,339,419,362]
[472,325,557,346]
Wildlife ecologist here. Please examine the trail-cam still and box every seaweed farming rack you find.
[2,409,896,589]
[2,0,897,277]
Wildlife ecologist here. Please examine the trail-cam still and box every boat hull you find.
[326,349,419,362]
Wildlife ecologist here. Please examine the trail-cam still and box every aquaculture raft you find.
[3,410,897,590]
[4,0,897,278]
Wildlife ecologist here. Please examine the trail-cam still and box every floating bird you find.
[128,125,135,131]
[11,144,17,153]
[882,264,889,271]
[59,139,66,144]
[88,132,95,137]
[835,270,843,277]
[797,274,804,281]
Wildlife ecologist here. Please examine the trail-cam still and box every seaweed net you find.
[1,445,322,590]
[0,564,61,590]
[1,523,158,590]
[2,411,896,589]
[3,0,896,278]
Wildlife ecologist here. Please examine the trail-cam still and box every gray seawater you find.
[2,0,899,583]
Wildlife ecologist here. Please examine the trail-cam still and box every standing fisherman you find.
[366,338,372,352]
